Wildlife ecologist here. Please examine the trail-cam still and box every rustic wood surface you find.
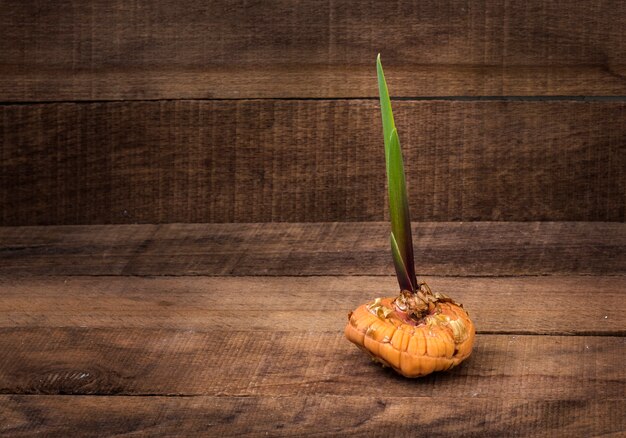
[1,275,624,334]
[3,0,625,434]
[0,223,624,436]
[2,100,624,225]
[1,0,625,100]
[2,396,624,437]
[1,222,623,276]
[0,330,624,399]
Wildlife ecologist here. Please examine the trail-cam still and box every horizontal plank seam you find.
[2,273,622,278]
[2,220,621,226]
[2,96,626,106]
[0,392,204,398]
[477,330,626,337]
[1,394,625,400]
[1,327,622,337]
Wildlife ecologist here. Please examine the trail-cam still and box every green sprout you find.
[344,58,476,377]
[376,54,417,294]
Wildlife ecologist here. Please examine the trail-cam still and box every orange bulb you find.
[345,293,475,378]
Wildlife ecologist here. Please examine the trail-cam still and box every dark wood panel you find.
[0,224,158,275]
[0,329,622,398]
[1,223,623,276]
[131,222,626,277]
[1,275,623,334]
[1,0,625,99]
[2,101,624,224]
[1,396,623,437]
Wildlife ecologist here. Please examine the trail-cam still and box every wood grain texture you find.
[0,329,623,399]
[1,222,623,276]
[1,396,624,437]
[2,100,624,224]
[4,0,626,428]
[0,275,624,335]
[1,0,625,99]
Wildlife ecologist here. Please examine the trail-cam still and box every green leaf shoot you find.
[390,232,414,292]
[377,54,417,292]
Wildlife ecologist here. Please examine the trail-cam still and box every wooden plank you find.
[1,223,623,276]
[0,276,624,335]
[1,0,625,99]
[0,329,623,399]
[0,224,158,275]
[1,101,624,224]
[1,395,624,437]
[132,222,626,277]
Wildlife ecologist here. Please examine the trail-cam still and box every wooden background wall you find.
[1,0,624,225]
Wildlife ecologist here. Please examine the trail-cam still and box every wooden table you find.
[0,221,624,436]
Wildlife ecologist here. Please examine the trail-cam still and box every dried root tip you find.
[393,281,450,321]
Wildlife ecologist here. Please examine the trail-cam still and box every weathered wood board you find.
[2,101,624,225]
